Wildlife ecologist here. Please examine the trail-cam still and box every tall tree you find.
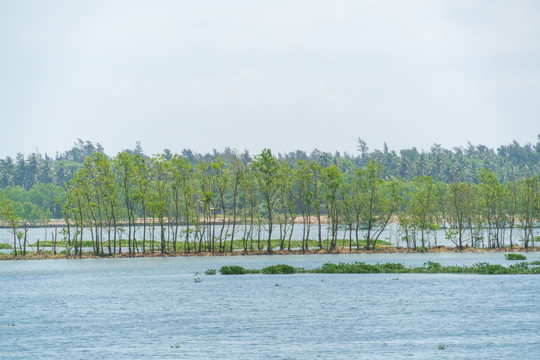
[322,165,343,250]
[411,176,437,248]
[295,160,313,252]
[252,149,281,253]
[517,176,539,248]
[0,194,20,256]
[114,151,139,255]
[150,155,170,253]
[446,182,475,249]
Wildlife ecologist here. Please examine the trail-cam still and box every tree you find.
[295,160,313,252]
[478,169,507,248]
[411,176,437,248]
[357,138,369,160]
[517,176,539,248]
[211,157,230,253]
[92,153,120,255]
[228,155,245,252]
[150,155,170,253]
[252,149,281,253]
[446,182,475,249]
[322,165,343,250]
[114,151,139,255]
[0,194,20,256]
[133,155,150,253]
[170,154,193,253]
[310,162,324,249]
[357,160,382,248]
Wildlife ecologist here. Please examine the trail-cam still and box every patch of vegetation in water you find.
[219,265,246,275]
[505,253,527,260]
[214,260,540,275]
[262,264,300,274]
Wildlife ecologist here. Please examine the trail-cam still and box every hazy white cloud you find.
[1,0,539,157]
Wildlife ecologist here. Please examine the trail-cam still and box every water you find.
[1,254,540,359]
[2,223,537,249]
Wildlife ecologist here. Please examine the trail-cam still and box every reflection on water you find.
[1,254,540,359]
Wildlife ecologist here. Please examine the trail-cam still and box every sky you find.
[1,0,539,158]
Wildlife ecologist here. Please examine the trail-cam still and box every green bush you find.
[423,261,442,272]
[219,265,246,275]
[205,269,217,275]
[311,261,406,274]
[505,253,527,260]
[262,264,297,274]
[214,260,540,275]
[0,243,12,249]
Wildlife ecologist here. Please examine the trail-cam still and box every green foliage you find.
[2,141,539,257]
[311,262,407,274]
[219,265,246,275]
[261,264,298,274]
[214,261,540,275]
[505,253,527,260]
[204,269,217,275]
[0,243,12,249]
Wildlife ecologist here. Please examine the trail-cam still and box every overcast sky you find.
[1,0,539,158]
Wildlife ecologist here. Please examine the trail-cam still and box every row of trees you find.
[33,149,538,257]
[2,137,540,190]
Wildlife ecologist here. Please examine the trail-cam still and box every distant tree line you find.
[1,138,539,256]
[2,137,540,191]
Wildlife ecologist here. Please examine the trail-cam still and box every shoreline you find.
[1,245,539,261]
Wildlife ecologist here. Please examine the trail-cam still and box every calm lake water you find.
[1,254,540,359]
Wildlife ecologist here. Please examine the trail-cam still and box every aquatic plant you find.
[505,253,527,260]
[262,264,298,274]
[219,265,246,275]
[212,260,540,275]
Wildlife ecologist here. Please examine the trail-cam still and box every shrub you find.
[423,261,442,273]
[505,253,527,260]
[262,264,297,274]
[205,269,217,275]
[219,265,246,275]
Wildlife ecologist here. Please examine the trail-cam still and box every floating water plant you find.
[505,253,527,260]
[213,261,540,275]
[219,265,246,275]
[262,264,298,274]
